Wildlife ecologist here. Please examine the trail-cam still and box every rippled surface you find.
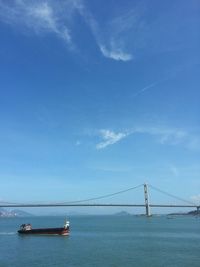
[0,215,200,267]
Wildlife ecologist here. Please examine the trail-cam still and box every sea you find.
[0,215,200,267]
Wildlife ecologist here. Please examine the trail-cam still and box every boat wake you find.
[0,232,16,235]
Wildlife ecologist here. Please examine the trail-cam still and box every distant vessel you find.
[18,220,69,236]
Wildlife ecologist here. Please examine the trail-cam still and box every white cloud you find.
[95,126,200,151]
[132,81,159,98]
[132,126,188,146]
[0,0,136,60]
[76,2,134,61]
[136,126,200,151]
[96,129,129,149]
[0,1,198,62]
[0,0,72,44]
[100,45,132,61]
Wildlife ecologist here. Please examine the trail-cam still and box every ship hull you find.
[18,227,69,236]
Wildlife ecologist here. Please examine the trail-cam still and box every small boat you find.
[18,220,69,236]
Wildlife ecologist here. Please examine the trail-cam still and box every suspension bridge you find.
[0,183,199,216]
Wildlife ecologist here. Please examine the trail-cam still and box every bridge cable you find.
[149,184,196,205]
[0,184,144,206]
[56,184,144,204]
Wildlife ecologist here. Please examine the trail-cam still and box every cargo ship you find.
[18,220,69,236]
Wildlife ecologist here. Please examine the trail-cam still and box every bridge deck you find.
[0,203,198,208]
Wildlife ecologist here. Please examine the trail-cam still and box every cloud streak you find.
[132,81,159,98]
[95,126,200,151]
[75,2,135,61]
[0,0,73,45]
[96,129,129,149]
[0,0,138,61]
[0,0,198,63]
[134,127,188,146]
[100,45,132,61]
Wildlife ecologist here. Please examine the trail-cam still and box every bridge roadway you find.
[0,203,199,208]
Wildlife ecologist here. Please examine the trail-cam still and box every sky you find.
[0,0,200,214]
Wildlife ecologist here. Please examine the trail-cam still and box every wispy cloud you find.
[76,2,136,61]
[131,126,200,150]
[96,129,129,149]
[95,126,200,151]
[0,0,73,45]
[151,128,200,151]
[132,61,200,99]
[0,0,140,61]
[137,127,188,146]
[0,1,198,62]
[132,81,159,98]
[99,45,132,61]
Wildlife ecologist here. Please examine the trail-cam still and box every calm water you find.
[0,215,200,267]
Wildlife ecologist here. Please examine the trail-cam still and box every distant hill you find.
[168,210,200,216]
[187,210,200,216]
[11,209,33,217]
[114,211,131,216]
[0,208,33,217]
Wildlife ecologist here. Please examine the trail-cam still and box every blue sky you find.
[0,0,200,214]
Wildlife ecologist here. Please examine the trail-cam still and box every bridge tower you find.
[197,206,200,215]
[144,183,151,217]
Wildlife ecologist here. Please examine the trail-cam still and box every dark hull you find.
[18,227,69,236]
